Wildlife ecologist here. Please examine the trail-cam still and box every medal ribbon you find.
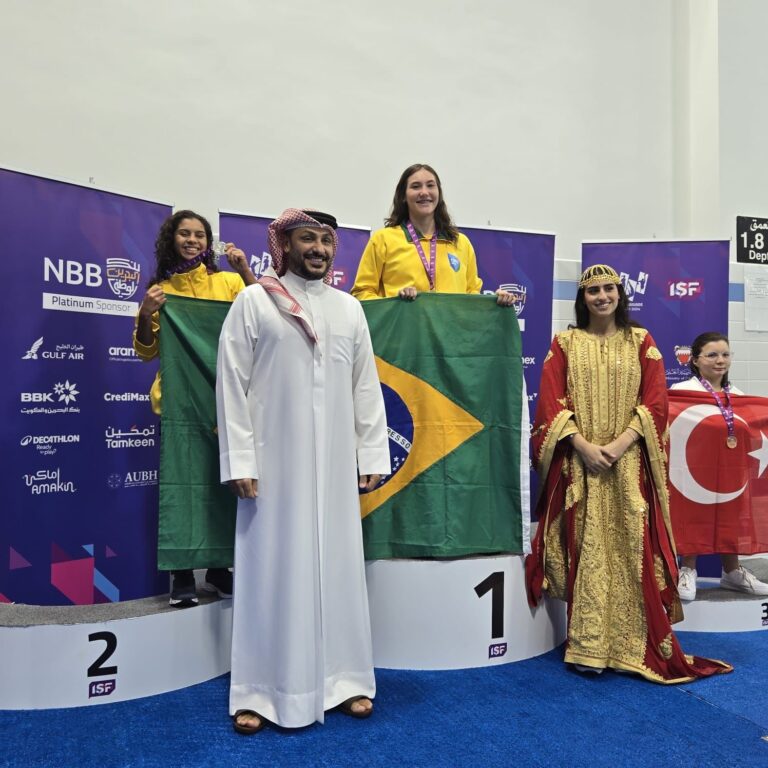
[699,378,736,443]
[406,220,437,291]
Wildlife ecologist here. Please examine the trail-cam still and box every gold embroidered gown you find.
[525,327,731,682]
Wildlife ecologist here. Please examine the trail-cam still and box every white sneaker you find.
[677,566,697,601]
[720,566,768,596]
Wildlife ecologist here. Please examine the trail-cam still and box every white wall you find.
[1,0,674,262]
[4,1,766,389]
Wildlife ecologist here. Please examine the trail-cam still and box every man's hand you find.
[228,478,258,498]
[398,286,418,301]
[358,474,382,492]
[495,289,515,307]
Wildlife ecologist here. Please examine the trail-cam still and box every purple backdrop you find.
[582,239,730,577]
[582,240,729,385]
[1,168,170,605]
[218,211,370,292]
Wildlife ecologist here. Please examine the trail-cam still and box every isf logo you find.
[88,680,116,698]
[668,280,702,299]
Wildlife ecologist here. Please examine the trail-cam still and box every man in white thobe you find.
[216,208,390,733]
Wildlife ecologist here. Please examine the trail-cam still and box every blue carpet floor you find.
[2,631,767,768]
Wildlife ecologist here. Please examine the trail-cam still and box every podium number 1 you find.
[474,571,504,638]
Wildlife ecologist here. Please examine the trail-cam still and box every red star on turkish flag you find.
[669,390,768,554]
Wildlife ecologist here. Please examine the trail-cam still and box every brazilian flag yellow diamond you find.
[360,356,483,519]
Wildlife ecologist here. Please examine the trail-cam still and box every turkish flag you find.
[668,390,768,554]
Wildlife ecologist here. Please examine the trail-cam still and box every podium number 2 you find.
[88,631,118,677]
[474,572,504,638]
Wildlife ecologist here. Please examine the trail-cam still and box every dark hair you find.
[571,281,639,330]
[148,209,216,287]
[689,331,731,386]
[384,163,459,242]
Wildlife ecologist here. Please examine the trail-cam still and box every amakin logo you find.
[23,468,76,495]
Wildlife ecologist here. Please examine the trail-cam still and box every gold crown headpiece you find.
[578,264,621,289]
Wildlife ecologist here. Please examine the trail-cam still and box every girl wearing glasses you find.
[670,331,768,600]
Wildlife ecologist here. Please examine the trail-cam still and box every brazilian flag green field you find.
[360,293,530,559]
[158,295,236,570]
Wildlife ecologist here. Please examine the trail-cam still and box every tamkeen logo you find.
[668,280,703,298]
[674,346,692,365]
[105,425,156,449]
[23,468,76,495]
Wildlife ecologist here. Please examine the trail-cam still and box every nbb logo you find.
[668,280,703,298]
[44,258,140,300]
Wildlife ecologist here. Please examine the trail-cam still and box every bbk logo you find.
[22,337,85,361]
[43,257,141,299]
[21,381,79,404]
[668,280,703,298]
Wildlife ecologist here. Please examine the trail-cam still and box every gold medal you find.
[726,435,737,449]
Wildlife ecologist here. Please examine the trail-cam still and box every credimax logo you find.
[103,393,150,402]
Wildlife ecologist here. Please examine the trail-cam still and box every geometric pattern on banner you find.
[0,592,11,603]
[50,553,95,605]
[105,545,117,558]
[9,547,32,570]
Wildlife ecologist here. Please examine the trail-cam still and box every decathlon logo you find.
[105,425,156,449]
[20,433,80,456]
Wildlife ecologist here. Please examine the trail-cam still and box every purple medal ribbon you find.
[406,220,437,291]
[699,378,737,448]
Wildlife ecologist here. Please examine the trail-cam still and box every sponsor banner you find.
[218,210,369,293]
[459,227,555,420]
[2,167,170,604]
[582,240,729,386]
[669,390,768,555]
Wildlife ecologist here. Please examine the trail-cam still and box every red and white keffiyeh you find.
[267,208,338,285]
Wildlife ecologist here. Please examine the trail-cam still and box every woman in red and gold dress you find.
[525,264,731,683]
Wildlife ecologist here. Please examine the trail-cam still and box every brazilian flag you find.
[158,295,236,570]
[360,294,530,559]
